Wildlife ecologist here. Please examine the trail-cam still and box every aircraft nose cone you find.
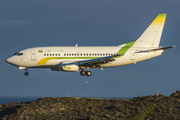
[5,57,13,64]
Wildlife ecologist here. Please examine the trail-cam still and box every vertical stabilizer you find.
[134,14,166,47]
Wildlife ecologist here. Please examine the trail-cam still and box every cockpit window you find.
[13,52,23,56]
[18,53,23,56]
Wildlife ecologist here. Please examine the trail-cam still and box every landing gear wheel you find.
[86,71,92,76]
[80,70,86,76]
[24,72,29,76]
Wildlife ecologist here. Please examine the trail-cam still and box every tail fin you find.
[134,14,166,47]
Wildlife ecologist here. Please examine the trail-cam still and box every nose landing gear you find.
[24,69,29,76]
[24,72,29,76]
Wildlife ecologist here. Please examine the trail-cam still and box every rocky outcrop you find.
[0,97,65,120]
[1,92,180,120]
[170,91,180,98]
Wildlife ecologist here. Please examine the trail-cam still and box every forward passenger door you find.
[31,50,36,60]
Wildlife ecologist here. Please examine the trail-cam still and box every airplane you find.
[6,14,176,76]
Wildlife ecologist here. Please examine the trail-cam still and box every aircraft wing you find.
[63,54,122,68]
[78,54,122,68]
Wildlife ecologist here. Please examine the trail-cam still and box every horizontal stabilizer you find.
[135,46,176,53]
[147,46,176,52]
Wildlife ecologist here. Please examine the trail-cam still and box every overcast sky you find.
[1,0,180,98]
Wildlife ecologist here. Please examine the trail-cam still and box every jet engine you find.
[51,62,79,72]
[59,61,79,72]
[61,64,79,72]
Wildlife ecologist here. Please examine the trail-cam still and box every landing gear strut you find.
[24,69,29,76]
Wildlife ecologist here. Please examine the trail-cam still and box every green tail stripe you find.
[117,41,136,54]
[114,41,136,58]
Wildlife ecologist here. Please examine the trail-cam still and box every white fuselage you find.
[6,45,163,69]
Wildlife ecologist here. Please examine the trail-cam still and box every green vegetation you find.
[37,113,47,117]
[0,91,180,119]
[136,104,156,120]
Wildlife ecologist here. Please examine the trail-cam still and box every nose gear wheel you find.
[24,72,29,76]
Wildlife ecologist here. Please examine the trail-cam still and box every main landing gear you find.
[80,68,92,76]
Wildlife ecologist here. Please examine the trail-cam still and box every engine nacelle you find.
[61,64,79,72]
